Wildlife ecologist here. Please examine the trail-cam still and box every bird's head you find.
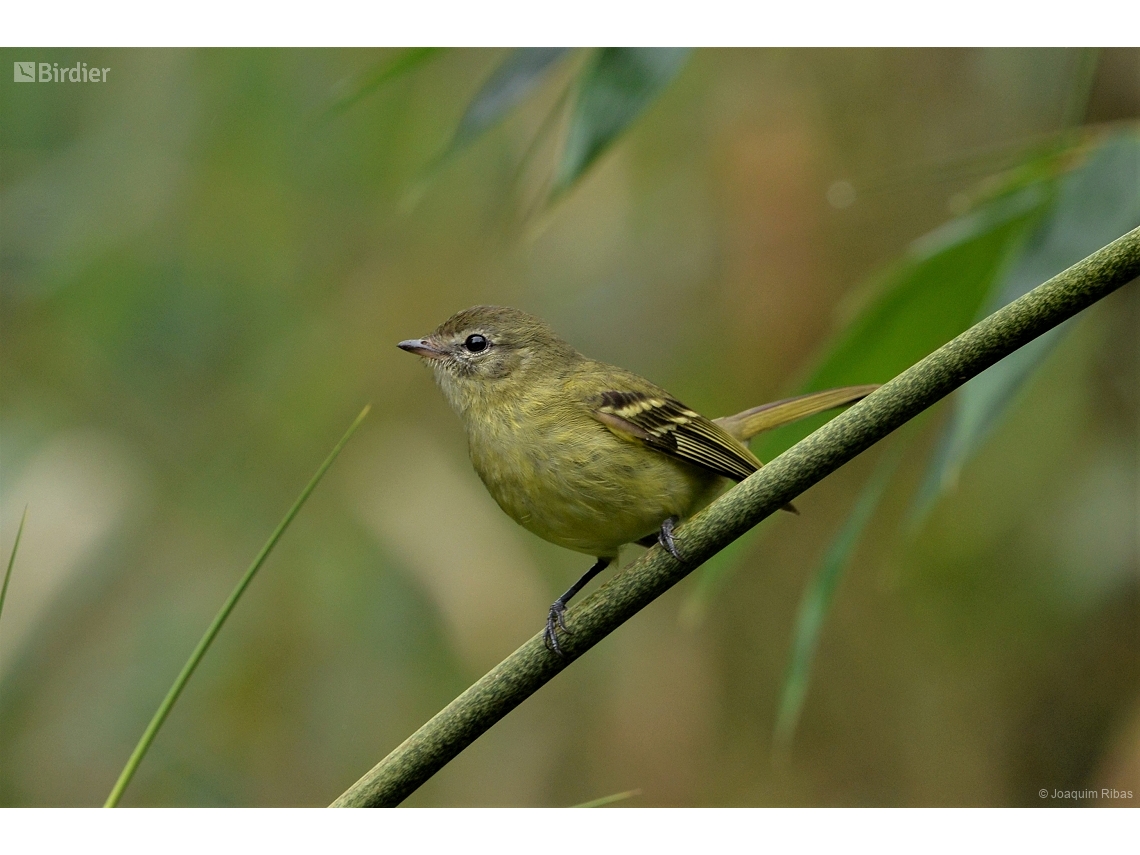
[398,305,578,414]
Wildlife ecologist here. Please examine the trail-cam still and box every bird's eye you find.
[464,334,488,353]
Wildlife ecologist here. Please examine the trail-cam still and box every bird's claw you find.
[544,601,572,657]
[658,517,684,562]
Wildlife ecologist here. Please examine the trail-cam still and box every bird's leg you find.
[545,556,612,657]
[636,516,684,562]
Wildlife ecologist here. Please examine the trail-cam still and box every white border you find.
[2,1,1135,48]
[0,807,1136,853]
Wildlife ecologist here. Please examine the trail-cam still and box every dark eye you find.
[464,334,488,353]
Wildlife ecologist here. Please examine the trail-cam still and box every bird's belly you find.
[469,421,722,557]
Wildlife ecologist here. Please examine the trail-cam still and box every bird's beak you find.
[397,338,445,360]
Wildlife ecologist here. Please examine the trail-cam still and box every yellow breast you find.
[466,397,721,557]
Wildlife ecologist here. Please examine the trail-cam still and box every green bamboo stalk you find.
[333,225,1140,808]
[105,405,370,807]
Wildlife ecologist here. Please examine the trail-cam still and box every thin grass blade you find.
[573,788,642,808]
[0,506,28,629]
[104,405,370,807]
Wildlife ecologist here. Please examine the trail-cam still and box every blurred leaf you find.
[689,154,1057,604]
[320,48,444,121]
[1060,48,1101,129]
[803,184,1051,389]
[0,506,28,628]
[679,524,765,628]
[443,48,571,159]
[913,129,1140,519]
[552,47,691,198]
[754,177,1055,467]
[572,788,642,807]
[774,446,904,754]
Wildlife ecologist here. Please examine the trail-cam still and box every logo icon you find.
[14,62,36,82]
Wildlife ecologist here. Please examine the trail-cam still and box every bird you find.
[398,305,876,656]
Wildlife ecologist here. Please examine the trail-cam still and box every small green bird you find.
[399,306,875,655]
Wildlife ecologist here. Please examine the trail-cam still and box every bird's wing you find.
[590,390,762,482]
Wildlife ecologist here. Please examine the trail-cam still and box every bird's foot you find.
[658,516,684,562]
[542,556,612,659]
[544,600,572,657]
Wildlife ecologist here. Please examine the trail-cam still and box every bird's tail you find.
[714,384,879,442]
[715,384,879,515]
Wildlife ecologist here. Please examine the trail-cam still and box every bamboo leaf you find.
[552,48,690,198]
[687,167,1054,612]
[913,129,1140,519]
[321,48,443,121]
[773,447,903,754]
[445,48,570,157]
[757,178,1054,471]
[799,186,1051,395]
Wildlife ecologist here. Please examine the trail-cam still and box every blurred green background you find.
[1,48,1137,807]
